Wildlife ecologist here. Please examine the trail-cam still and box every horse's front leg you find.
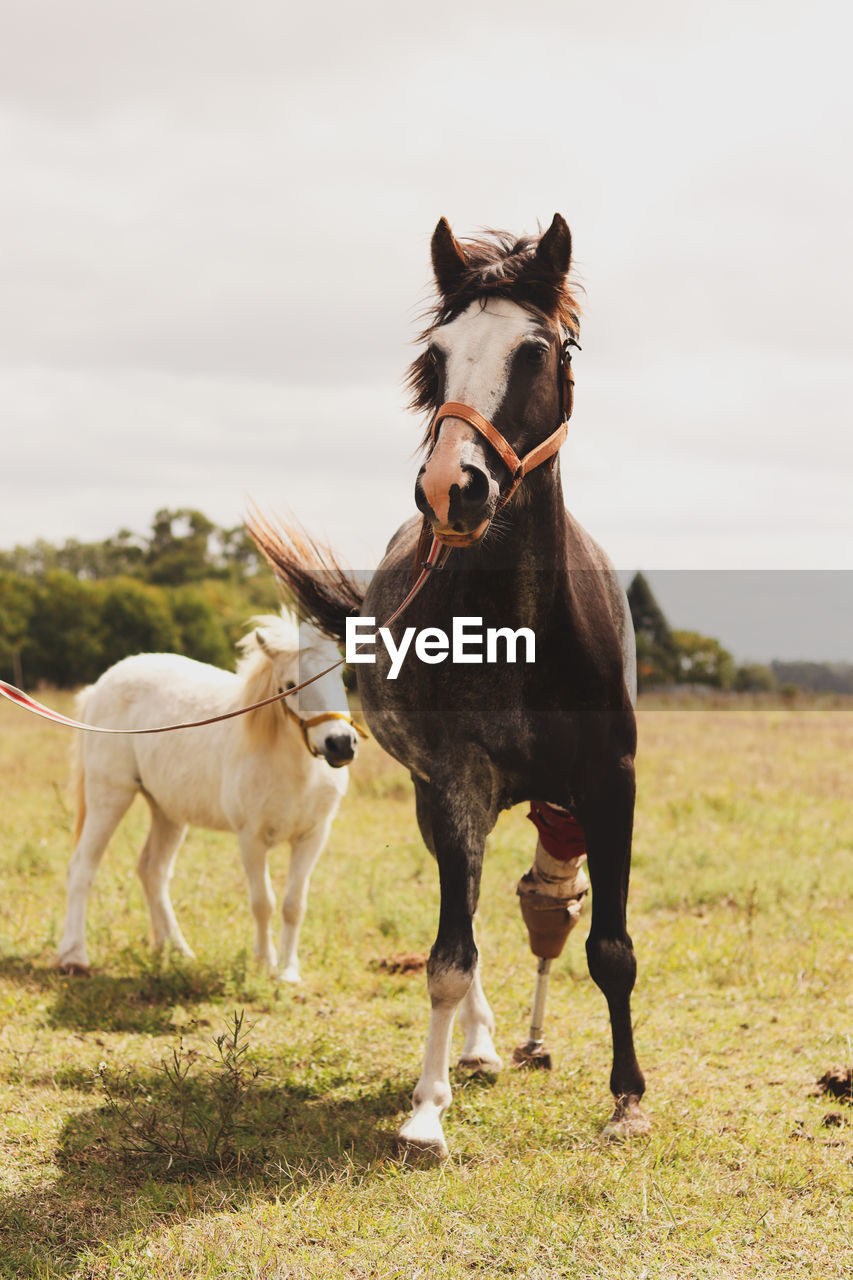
[398,771,497,1159]
[583,755,650,1138]
[412,777,501,1075]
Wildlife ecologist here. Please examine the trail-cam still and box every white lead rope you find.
[0,535,449,735]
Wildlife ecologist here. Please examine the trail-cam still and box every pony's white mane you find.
[235,610,302,748]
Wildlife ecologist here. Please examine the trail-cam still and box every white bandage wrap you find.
[527,842,589,900]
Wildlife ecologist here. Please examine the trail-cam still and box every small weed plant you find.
[96,1011,270,1174]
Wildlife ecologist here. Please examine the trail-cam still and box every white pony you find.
[57,611,359,982]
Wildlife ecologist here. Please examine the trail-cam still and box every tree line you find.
[0,509,278,688]
[1,515,847,694]
[627,572,853,694]
[627,572,776,693]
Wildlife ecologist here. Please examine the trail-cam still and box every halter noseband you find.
[429,331,576,515]
[281,700,367,757]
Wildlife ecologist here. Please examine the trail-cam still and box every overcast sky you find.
[1,0,850,658]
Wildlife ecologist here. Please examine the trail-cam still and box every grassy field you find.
[0,695,851,1278]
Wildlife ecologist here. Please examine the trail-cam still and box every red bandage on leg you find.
[527,801,586,861]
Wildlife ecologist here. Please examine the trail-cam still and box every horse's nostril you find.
[414,476,434,518]
[459,465,490,511]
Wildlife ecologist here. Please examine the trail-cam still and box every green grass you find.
[0,697,851,1278]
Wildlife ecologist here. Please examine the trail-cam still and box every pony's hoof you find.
[457,1053,502,1075]
[153,939,195,960]
[601,1094,651,1141]
[278,967,301,984]
[394,1132,449,1162]
[396,1113,449,1161]
[58,961,90,977]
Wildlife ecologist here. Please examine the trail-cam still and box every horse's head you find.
[245,614,359,767]
[411,215,579,547]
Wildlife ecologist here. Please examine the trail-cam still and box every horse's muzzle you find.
[322,732,357,768]
[415,417,498,545]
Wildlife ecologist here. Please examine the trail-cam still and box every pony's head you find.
[237,611,358,767]
[410,214,580,547]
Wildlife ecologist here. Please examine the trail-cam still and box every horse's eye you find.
[525,345,548,366]
[285,681,296,691]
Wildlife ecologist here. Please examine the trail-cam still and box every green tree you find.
[215,524,266,579]
[734,663,777,693]
[626,572,679,689]
[0,571,37,686]
[98,578,180,669]
[25,571,104,686]
[672,630,735,689]
[167,587,232,668]
[145,509,217,585]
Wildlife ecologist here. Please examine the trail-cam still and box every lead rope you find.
[0,536,450,735]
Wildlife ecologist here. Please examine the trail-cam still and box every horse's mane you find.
[406,228,582,418]
[235,612,301,750]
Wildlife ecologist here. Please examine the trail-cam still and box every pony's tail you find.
[71,689,90,847]
[245,506,365,644]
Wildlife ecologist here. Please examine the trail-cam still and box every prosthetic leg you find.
[513,802,589,1069]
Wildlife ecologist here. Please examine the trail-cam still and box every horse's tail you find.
[71,688,91,847]
[245,508,365,643]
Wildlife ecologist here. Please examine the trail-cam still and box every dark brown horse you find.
[249,214,649,1157]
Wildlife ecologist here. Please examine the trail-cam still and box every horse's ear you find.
[431,217,468,296]
[534,213,572,277]
[254,628,272,656]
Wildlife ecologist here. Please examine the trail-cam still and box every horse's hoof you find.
[601,1094,651,1141]
[457,1053,503,1075]
[511,1042,552,1070]
[396,1113,449,1161]
[278,967,301,984]
[58,962,90,978]
[154,940,195,960]
[394,1132,449,1162]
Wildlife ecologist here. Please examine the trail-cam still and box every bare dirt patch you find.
[373,952,428,974]
[816,1067,853,1103]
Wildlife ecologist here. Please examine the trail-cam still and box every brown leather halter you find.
[429,331,576,516]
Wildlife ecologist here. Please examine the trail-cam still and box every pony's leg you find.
[57,788,135,971]
[278,815,334,983]
[413,777,501,1075]
[136,805,193,956]
[583,757,650,1139]
[398,771,495,1158]
[237,831,277,970]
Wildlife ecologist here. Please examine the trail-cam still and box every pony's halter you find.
[429,332,576,519]
[280,700,367,757]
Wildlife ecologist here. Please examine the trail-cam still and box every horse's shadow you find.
[0,1064,415,1277]
[0,954,257,1034]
